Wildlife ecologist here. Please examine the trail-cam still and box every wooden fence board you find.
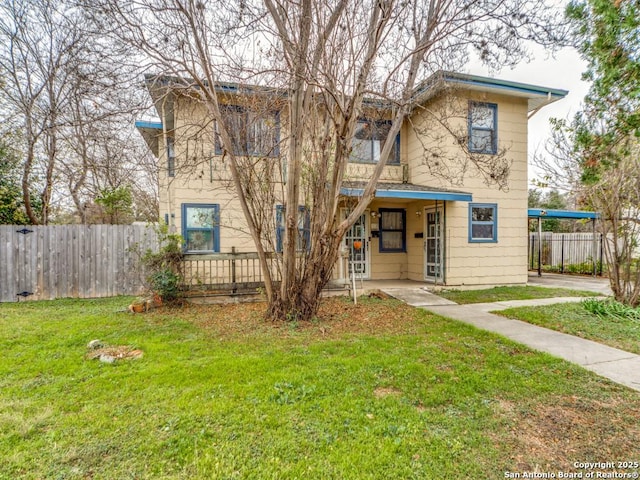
[0,224,159,302]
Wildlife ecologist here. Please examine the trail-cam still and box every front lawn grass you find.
[497,302,640,355]
[437,285,596,304]
[1,296,639,479]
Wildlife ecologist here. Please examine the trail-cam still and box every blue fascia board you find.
[340,187,472,202]
[443,73,568,99]
[135,120,163,130]
[528,208,599,219]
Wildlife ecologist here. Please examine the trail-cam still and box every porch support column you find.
[592,218,597,277]
[537,217,542,277]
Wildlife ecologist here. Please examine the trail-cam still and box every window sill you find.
[349,160,401,166]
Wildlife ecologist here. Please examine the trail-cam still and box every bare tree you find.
[536,127,640,305]
[88,0,568,320]
[533,0,640,306]
[0,0,157,224]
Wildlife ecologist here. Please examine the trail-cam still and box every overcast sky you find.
[469,46,591,188]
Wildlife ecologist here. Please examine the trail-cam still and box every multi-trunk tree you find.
[89,0,568,320]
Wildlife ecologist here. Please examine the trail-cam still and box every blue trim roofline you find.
[135,120,163,130]
[528,208,599,220]
[340,187,472,202]
[443,72,568,99]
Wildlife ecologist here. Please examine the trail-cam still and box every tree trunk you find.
[266,232,343,321]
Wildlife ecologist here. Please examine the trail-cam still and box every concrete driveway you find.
[528,272,612,296]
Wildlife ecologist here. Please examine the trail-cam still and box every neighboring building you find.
[137,72,567,287]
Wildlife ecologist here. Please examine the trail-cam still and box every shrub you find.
[140,224,184,302]
[582,298,640,321]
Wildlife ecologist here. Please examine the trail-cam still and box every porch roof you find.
[528,208,599,219]
[340,182,472,202]
[135,120,163,156]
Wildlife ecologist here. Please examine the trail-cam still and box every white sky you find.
[468,46,591,187]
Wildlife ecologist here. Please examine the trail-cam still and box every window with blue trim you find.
[182,204,220,252]
[379,208,406,252]
[215,105,280,157]
[351,119,399,164]
[276,205,310,253]
[469,203,497,243]
[468,102,497,154]
[167,136,175,177]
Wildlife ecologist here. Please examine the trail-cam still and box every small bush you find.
[139,224,184,302]
[148,269,181,302]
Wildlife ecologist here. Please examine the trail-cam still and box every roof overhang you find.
[135,120,163,156]
[413,71,568,114]
[528,208,599,220]
[340,182,472,202]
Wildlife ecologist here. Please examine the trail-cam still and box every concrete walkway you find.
[380,289,640,392]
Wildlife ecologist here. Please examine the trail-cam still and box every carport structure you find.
[527,208,600,277]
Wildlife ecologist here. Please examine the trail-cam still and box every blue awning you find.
[135,120,163,130]
[528,208,598,219]
[340,182,472,202]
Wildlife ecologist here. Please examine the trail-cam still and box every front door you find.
[424,206,444,282]
[342,209,370,279]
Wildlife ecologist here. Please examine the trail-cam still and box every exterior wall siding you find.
[157,87,533,287]
[405,91,529,286]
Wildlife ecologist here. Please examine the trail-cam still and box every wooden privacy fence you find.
[529,232,604,275]
[0,224,159,302]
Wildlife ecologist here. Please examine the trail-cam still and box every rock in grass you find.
[87,339,104,350]
[99,354,116,364]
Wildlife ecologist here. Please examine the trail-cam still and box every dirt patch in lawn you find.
[86,346,144,361]
[494,395,640,471]
[148,296,423,340]
[374,387,403,398]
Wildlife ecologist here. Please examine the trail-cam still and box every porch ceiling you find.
[340,181,472,202]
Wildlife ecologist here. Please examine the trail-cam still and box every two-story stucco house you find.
[137,71,567,288]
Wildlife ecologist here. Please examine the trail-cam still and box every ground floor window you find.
[276,205,310,252]
[379,208,406,252]
[182,203,220,252]
[468,203,497,243]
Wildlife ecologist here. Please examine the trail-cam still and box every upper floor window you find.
[276,205,310,253]
[468,102,497,154]
[215,105,280,157]
[351,120,400,165]
[167,136,175,177]
[379,208,406,252]
[468,203,497,243]
[182,203,220,253]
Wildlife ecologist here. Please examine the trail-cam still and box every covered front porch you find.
[339,182,472,285]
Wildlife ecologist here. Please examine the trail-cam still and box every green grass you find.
[497,301,640,355]
[0,296,639,479]
[437,285,597,304]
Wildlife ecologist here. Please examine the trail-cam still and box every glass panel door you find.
[342,210,370,279]
[424,207,444,282]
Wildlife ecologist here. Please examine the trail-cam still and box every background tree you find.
[94,186,134,224]
[0,133,32,224]
[542,0,640,305]
[90,0,568,320]
[0,0,158,225]
[527,188,577,232]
